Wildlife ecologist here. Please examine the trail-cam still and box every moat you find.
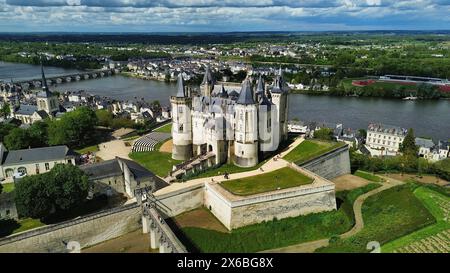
[1,61,449,140]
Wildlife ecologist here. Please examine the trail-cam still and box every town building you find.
[171,67,289,167]
[365,123,407,156]
[80,157,169,198]
[0,144,78,182]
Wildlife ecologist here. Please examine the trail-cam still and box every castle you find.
[170,67,289,167]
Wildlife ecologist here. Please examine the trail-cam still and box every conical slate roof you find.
[237,79,255,105]
[176,73,186,98]
[256,75,264,93]
[271,68,285,94]
[201,65,215,86]
[219,84,228,98]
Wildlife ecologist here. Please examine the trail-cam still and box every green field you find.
[283,140,345,165]
[179,183,384,253]
[220,167,313,196]
[129,150,182,177]
[354,170,383,183]
[317,184,435,253]
[1,183,15,193]
[382,186,450,253]
[154,123,172,133]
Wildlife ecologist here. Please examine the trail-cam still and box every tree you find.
[4,128,31,150]
[14,164,89,219]
[0,123,17,142]
[95,109,113,127]
[28,121,48,148]
[314,128,334,141]
[399,128,418,156]
[0,103,11,118]
[48,107,98,148]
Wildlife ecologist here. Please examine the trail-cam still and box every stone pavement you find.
[96,139,134,161]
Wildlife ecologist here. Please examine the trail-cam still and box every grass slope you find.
[179,184,380,253]
[354,170,382,183]
[129,150,182,177]
[317,184,435,253]
[154,123,172,133]
[283,140,345,165]
[381,186,450,252]
[220,167,313,196]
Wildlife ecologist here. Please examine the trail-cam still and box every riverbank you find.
[120,71,176,82]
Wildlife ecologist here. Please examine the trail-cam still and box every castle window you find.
[179,124,184,132]
[45,163,50,171]
[178,106,183,113]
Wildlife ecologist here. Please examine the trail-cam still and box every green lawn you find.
[13,218,45,234]
[382,186,450,253]
[75,144,99,154]
[220,167,313,196]
[354,170,383,183]
[182,160,268,181]
[283,140,345,165]
[129,150,182,178]
[179,184,381,253]
[1,183,15,193]
[317,184,436,253]
[1,217,46,237]
[154,123,172,133]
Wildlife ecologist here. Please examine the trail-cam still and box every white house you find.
[0,144,77,183]
[365,123,407,156]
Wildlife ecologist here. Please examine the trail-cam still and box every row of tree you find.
[0,107,98,150]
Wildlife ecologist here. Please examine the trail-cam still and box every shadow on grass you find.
[164,217,200,253]
[0,219,20,237]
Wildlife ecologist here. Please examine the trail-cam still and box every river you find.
[1,61,449,140]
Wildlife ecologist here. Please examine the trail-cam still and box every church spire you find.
[41,61,49,92]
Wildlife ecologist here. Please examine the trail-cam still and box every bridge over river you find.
[1,68,118,90]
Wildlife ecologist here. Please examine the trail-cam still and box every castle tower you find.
[171,74,193,161]
[37,64,59,115]
[270,68,289,142]
[256,75,277,152]
[200,66,215,97]
[234,79,259,167]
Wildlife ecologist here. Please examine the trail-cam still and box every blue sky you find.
[0,0,449,32]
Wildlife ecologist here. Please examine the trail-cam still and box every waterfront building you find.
[171,67,289,167]
[365,123,407,156]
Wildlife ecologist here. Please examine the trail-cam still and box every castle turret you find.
[269,68,289,142]
[171,74,193,161]
[37,64,59,115]
[200,66,215,97]
[257,75,277,152]
[234,79,259,167]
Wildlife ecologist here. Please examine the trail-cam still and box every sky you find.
[0,0,449,32]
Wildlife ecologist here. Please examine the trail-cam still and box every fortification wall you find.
[0,203,141,253]
[299,144,351,180]
[153,183,204,217]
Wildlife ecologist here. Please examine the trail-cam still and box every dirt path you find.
[261,177,404,253]
[332,174,370,191]
[96,139,132,160]
[173,208,228,233]
[159,139,173,153]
